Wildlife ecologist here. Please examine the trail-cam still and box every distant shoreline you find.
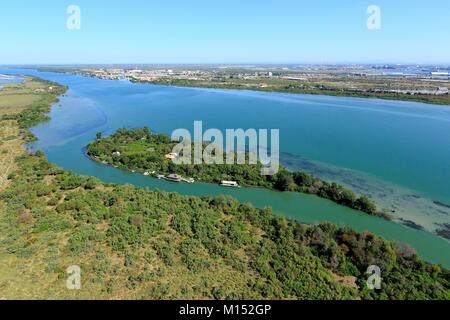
[31,66,450,106]
[130,78,450,106]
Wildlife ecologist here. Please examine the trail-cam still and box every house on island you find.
[164,153,178,159]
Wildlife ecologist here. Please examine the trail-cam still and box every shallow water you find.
[0,75,24,84]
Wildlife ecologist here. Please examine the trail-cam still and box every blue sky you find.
[0,0,449,64]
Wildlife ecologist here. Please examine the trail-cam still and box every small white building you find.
[431,72,450,80]
[437,87,449,94]
[164,153,178,159]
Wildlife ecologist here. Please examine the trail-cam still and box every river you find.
[1,67,449,267]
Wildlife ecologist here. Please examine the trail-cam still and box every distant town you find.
[39,64,449,105]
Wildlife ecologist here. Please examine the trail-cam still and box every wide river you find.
[1,68,450,267]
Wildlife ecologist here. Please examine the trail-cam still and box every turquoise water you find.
[1,68,449,267]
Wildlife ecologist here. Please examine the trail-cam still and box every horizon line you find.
[2,62,450,67]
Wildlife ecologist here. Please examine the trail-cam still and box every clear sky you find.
[1,0,449,65]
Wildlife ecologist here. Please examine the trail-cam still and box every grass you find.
[0,77,62,191]
[0,77,45,113]
[0,77,91,299]
[0,78,50,297]
[0,80,34,190]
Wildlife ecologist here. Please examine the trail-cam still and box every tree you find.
[356,196,377,214]
[293,172,314,187]
[274,171,297,191]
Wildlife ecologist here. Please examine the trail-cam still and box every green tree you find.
[274,171,297,191]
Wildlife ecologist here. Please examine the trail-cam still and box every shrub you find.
[18,210,33,224]
[130,214,144,228]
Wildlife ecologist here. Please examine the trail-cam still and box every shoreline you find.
[136,79,450,106]
[29,67,450,106]
[79,70,450,106]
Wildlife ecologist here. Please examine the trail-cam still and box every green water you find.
[1,68,449,267]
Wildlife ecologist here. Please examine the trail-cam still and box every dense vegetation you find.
[1,151,449,299]
[1,76,449,300]
[87,128,383,218]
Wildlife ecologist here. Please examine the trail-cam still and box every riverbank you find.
[37,67,450,106]
[131,78,450,106]
[1,76,449,299]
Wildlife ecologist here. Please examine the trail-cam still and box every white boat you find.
[165,174,182,182]
[220,180,239,187]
